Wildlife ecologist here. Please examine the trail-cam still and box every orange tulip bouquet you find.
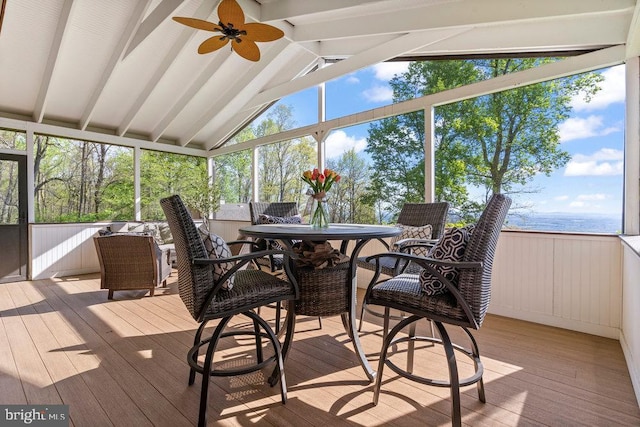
[301,168,341,228]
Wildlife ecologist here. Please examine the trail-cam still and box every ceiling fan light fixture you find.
[173,0,284,62]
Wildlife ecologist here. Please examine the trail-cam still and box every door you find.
[0,154,28,283]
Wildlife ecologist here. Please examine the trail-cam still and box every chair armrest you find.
[192,249,297,268]
[366,251,481,270]
[392,238,439,252]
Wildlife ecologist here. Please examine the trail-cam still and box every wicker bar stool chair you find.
[249,201,299,272]
[364,194,511,426]
[357,202,449,331]
[161,195,299,427]
[249,201,322,331]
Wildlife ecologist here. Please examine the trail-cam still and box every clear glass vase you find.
[310,196,330,229]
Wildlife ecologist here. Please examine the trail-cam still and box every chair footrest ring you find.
[187,330,279,377]
[386,335,484,388]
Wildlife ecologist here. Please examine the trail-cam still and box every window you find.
[433,64,624,233]
[34,135,134,222]
[257,137,316,204]
[140,150,208,220]
[213,150,252,204]
[0,129,26,150]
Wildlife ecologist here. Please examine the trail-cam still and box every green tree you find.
[256,104,315,204]
[140,150,208,220]
[366,59,602,220]
[327,149,375,223]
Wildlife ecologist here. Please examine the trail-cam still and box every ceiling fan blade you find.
[243,23,284,42]
[173,17,220,32]
[198,36,229,54]
[217,0,244,26]
[232,39,260,62]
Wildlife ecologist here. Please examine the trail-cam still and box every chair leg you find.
[433,321,462,427]
[464,327,486,403]
[189,321,209,386]
[275,302,281,334]
[407,322,416,374]
[253,318,264,364]
[107,289,114,300]
[317,316,322,329]
[268,302,297,387]
[198,318,229,427]
[358,301,366,332]
[373,307,398,405]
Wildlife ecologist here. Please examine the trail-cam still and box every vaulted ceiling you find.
[0,0,638,155]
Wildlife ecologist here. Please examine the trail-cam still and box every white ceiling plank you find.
[124,0,186,59]
[149,49,234,143]
[205,54,320,148]
[79,0,152,131]
[117,0,218,136]
[242,28,469,112]
[179,38,292,147]
[626,1,640,58]
[292,0,635,42]
[33,0,76,123]
[259,0,393,21]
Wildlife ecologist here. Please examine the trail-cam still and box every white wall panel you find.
[491,231,621,338]
[620,239,640,407]
[30,223,105,279]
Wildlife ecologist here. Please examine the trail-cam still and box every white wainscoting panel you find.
[30,223,108,279]
[620,238,640,407]
[491,231,622,338]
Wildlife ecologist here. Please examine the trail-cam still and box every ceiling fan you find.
[173,0,284,62]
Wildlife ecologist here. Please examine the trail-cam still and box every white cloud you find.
[558,115,619,142]
[576,193,608,201]
[554,195,569,201]
[346,75,360,84]
[362,85,393,102]
[571,64,625,112]
[325,130,367,159]
[569,201,586,208]
[564,148,624,176]
[572,148,623,162]
[371,62,410,81]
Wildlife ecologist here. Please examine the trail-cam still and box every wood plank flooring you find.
[0,273,638,426]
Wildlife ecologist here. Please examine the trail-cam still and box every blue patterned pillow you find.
[257,214,302,224]
[198,226,235,290]
[419,224,475,295]
[256,214,301,250]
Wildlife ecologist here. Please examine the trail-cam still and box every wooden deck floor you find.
[0,273,638,426]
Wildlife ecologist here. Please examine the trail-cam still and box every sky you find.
[272,61,625,216]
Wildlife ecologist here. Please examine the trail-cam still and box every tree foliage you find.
[327,149,376,223]
[366,59,603,220]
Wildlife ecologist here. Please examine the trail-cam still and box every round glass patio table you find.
[239,223,402,382]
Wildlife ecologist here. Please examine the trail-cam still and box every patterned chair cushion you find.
[390,223,433,257]
[419,224,475,296]
[198,225,235,290]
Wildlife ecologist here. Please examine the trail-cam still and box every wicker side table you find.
[294,261,350,316]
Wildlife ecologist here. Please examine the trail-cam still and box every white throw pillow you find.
[390,224,433,257]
